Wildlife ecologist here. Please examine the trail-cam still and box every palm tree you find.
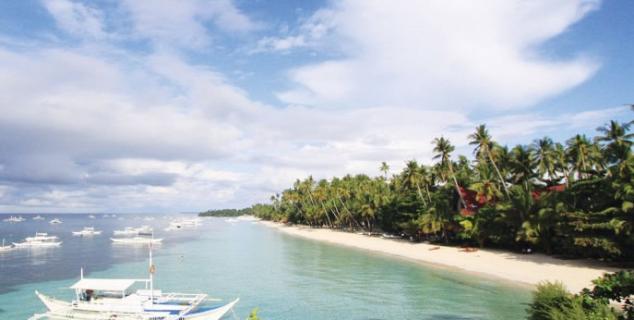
[468,125,511,200]
[566,134,592,180]
[509,144,536,191]
[532,137,557,184]
[380,161,390,180]
[402,160,426,205]
[432,136,467,208]
[595,120,633,164]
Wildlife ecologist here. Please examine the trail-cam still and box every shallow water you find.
[0,214,531,319]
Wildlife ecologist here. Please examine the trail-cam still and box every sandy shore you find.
[260,220,618,292]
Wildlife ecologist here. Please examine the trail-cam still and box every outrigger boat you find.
[3,215,26,223]
[0,238,14,252]
[13,233,62,247]
[30,247,239,320]
[111,236,163,245]
[73,227,102,236]
[33,215,46,221]
[49,218,63,224]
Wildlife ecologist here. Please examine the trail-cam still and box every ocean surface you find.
[0,214,532,319]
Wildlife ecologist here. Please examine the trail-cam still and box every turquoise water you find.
[0,215,531,319]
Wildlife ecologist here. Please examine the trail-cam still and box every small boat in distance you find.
[113,226,138,236]
[136,225,153,236]
[13,233,62,247]
[33,215,45,221]
[3,216,26,223]
[111,236,163,245]
[88,214,96,219]
[166,218,201,231]
[72,227,102,236]
[30,247,239,320]
[49,218,63,224]
[113,226,153,236]
[0,239,14,252]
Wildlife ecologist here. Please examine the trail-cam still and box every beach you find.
[260,220,618,293]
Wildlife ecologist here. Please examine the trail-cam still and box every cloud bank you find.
[0,0,622,213]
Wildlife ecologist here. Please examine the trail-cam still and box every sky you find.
[0,0,632,213]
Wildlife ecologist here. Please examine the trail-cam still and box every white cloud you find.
[0,0,620,213]
[277,0,600,110]
[252,9,335,53]
[42,0,107,39]
[120,0,256,49]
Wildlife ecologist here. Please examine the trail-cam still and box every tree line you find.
[251,117,633,261]
[199,208,252,217]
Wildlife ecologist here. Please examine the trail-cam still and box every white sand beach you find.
[260,221,619,293]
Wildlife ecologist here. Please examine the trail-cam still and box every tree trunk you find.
[488,152,510,200]
[448,162,467,209]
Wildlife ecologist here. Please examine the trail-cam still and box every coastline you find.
[259,220,619,293]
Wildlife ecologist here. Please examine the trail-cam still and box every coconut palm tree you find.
[595,120,633,164]
[380,161,390,180]
[468,124,511,200]
[566,134,592,180]
[532,137,557,184]
[432,136,467,208]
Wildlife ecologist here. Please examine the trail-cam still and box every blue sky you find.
[0,0,631,213]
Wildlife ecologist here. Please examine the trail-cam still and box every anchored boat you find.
[0,238,14,252]
[111,236,163,245]
[29,247,239,320]
[72,227,103,236]
[3,215,26,223]
[13,233,62,247]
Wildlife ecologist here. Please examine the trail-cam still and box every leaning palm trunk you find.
[448,163,467,209]
[488,152,511,200]
[415,182,427,206]
[338,195,363,230]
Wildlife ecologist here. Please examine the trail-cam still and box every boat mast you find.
[149,241,154,304]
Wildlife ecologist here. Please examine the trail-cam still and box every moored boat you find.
[13,233,62,247]
[72,227,102,236]
[111,236,163,245]
[33,215,45,221]
[0,239,14,252]
[49,218,63,224]
[3,216,26,223]
[30,247,239,320]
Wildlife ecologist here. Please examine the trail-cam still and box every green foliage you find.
[199,208,252,217]
[583,270,634,319]
[251,117,634,261]
[247,308,261,320]
[546,296,617,320]
[528,282,574,320]
[528,281,619,320]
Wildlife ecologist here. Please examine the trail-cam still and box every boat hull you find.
[34,291,238,320]
[183,298,239,320]
[13,242,62,247]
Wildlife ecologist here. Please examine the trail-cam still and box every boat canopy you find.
[71,279,139,292]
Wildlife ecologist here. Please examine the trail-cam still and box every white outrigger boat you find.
[50,218,63,224]
[73,227,102,236]
[13,233,62,247]
[30,247,239,320]
[111,236,163,245]
[114,226,153,236]
[3,215,26,222]
[114,227,139,236]
[0,238,14,252]
[33,215,46,221]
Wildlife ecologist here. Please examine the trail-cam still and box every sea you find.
[0,213,531,319]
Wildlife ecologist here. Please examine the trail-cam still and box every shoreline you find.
[259,220,619,293]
